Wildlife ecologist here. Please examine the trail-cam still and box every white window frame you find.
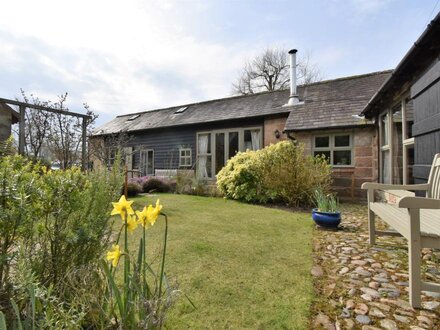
[313,133,353,167]
[196,126,263,179]
[379,97,414,184]
[179,148,192,167]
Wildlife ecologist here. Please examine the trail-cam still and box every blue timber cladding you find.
[127,117,264,170]
[411,59,440,182]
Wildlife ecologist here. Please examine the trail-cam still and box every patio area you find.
[312,203,440,329]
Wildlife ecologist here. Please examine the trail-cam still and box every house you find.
[284,70,391,199]
[361,11,440,185]
[92,64,390,199]
[0,102,19,141]
[92,89,293,177]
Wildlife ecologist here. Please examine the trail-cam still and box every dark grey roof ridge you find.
[117,69,393,118]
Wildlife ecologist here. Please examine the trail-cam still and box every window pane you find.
[215,133,225,174]
[382,150,390,183]
[334,135,350,147]
[334,150,351,165]
[406,146,414,184]
[244,129,261,151]
[405,99,414,139]
[381,113,389,146]
[229,132,239,158]
[315,136,329,148]
[392,107,403,184]
[132,149,140,169]
[147,150,154,175]
[314,151,330,162]
[198,134,210,154]
[244,130,252,150]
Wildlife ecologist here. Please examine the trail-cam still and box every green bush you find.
[142,178,171,193]
[217,141,332,206]
[0,154,122,326]
[124,182,142,196]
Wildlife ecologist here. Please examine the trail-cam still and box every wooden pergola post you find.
[18,105,26,155]
[82,117,88,171]
[0,97,92,169]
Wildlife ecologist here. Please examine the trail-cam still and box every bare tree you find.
[232,48,323,95]
[89,131,133,169]
[17,91,97,168]
[18,89,53,158]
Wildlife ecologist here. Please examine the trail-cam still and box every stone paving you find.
[311,203,440,330]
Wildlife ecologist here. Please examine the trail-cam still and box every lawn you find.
[128,194,313,329]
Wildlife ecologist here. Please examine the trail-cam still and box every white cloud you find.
[0,0,255,120]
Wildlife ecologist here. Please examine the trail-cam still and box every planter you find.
[312,208,341,228]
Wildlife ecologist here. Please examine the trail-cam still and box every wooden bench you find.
[362,153,440,308]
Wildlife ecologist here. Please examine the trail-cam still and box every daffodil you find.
[146,199,163,226]
[106,244,122,267]
[111,195,134,221]
[126,214,138,233]
[136,206,149,228]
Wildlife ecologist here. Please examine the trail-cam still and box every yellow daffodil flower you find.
[106,244,122,267]
[146,199,163,226]
[126,214,138,233]
[136,207,149,228]
[111,195,134,221]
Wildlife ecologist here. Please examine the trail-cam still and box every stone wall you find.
[293,126,378,200]
[263,116,289,147]
[0,106,13,141]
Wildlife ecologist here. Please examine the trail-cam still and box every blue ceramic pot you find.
[312,208,341,228]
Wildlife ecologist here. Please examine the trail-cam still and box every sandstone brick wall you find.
[263,116,289,147]
[293,126,378,200]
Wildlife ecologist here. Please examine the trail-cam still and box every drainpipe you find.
[284,130,297,144]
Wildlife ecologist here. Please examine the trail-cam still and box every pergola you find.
[0,97,92,170]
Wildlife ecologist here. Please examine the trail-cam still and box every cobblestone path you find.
[311,203,440,330]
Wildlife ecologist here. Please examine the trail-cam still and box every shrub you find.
[129,175,152,187]
[0,154,123,325]
[124,182,142,197]
[142,178,171,193]
[217,141,332,206]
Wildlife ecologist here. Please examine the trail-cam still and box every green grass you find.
[127,194,313,329]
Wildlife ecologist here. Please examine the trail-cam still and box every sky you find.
[0,0,439,127]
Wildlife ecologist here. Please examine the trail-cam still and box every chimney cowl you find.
[288,49,298,54]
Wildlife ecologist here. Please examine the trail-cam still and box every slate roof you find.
[93,90,292,136]
[0,102,20,124]
[361,11,440,118]
[284,70,392,131]
[94,70,391,136]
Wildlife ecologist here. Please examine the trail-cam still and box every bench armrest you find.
[398,196,440,209]
[361,182,430,191]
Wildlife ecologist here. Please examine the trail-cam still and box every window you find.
[107,148,116,167]
[140,149,154,176]
[197,127,262,178]
[174,106,188,114]
[126,114,140,121]
[313,134,352,166]
[379,98,414,184]
[179,148,192,167]
[197,133,212,178]
[132,148,140,169]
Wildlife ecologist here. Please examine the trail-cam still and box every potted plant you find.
[312,189,341,228]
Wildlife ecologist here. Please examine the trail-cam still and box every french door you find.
[140,149,154,176]
[197,127,261,178]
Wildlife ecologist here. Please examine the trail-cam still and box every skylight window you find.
[126,114,140,121]
[174,106,188,114]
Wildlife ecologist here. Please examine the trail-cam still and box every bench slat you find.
[370,202,440,239]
